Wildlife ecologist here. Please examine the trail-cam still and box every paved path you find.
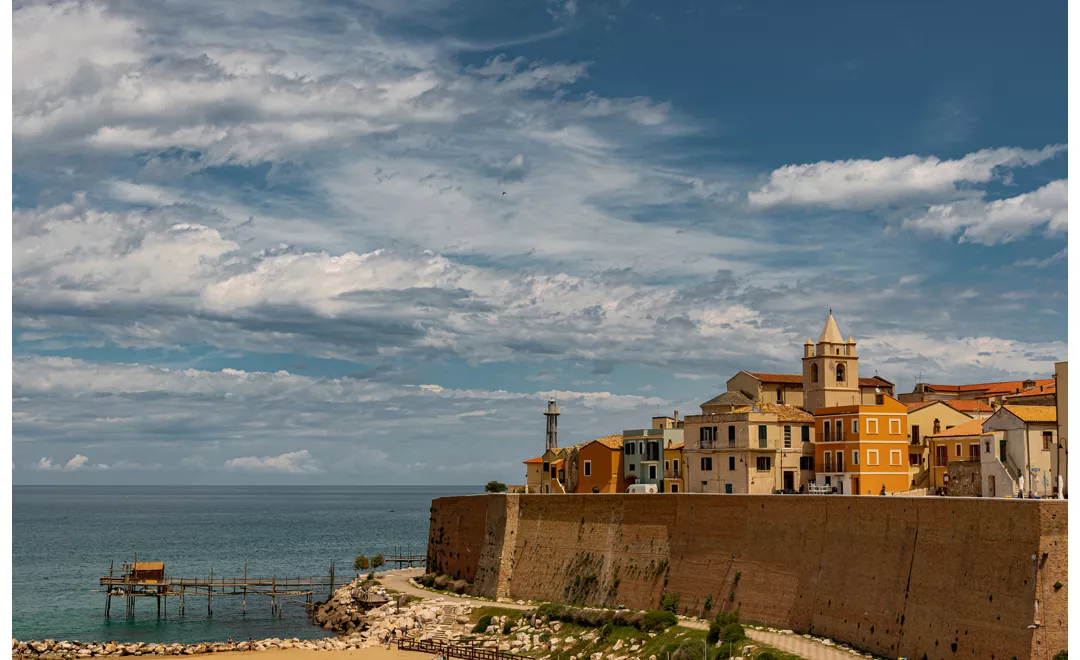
[377,569,864,660]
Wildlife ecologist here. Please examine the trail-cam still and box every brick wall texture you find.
[427,494,1067,660]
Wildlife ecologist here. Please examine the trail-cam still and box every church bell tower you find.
[802,311,860,413]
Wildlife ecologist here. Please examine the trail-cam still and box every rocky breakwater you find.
[11,637,365,659]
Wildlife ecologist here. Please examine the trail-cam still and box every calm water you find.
[12,486,480,643]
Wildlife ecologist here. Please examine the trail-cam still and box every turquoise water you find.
[12,486,479,644]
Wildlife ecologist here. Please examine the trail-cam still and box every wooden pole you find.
[208,568,213,617]
[243,561,248,616]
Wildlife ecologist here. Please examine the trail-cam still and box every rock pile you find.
[11,637,367,659]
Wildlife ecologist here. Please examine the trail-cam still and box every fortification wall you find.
[427,494,1067,660]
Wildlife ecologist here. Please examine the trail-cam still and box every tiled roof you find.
[523,456,543,464]
[944,400,994,413]
[756,402,815,421]
[593,434,625,450]
[1008,383,1057,399]
[905,401,937,412]
[859,376,894,388]
[702,391,754,407]
[922,378,1054,395]
[748,372,803,384]
[667,442,684,450]
[927,417,985,438]
[1003,405,1057,423]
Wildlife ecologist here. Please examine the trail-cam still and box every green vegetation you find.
[734,571,741,583]
[660,592,679,613]
[1053,652,1066,660]
[1054,581,1063,590]
[353,555,369,571]
[485,481,509,493]
[533,603,676,633]
[704,595,713,612]
[707,609,743,645]
[473,615,494,633]
[372,553,385,569]
[502,619,514,635]
[469,606,525,623]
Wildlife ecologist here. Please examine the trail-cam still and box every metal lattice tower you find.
[544,399,560,451]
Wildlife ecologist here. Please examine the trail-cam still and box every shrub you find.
[1052,653,1066,660]
[755,652,780,660]
[502,620,514,635]
[473,615,493,633]
[1054,581,1063,591]
[614,610,644,629]
[704,595,713,612]
[734,571,741,583]
[660,592,679,613]
[671,640,708,660]
[720,622,746,645]
[367,572,375,581]
[707,609,742,645]
[485,481,509,493]
[598,623,613,642]
[419,573,435,587]
[354,555,369,571]
[372,553,386,569]
[641,609,678,632]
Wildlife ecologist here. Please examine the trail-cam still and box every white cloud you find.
[1015,247,1068,268]
[225,450,322,473]
[747,145,1065,209]
[902,179,1068,244]
[36,454,98,471]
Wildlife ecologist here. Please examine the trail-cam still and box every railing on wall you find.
[398,639,522,660]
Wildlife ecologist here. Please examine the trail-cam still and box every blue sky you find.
[12,0,1067,484]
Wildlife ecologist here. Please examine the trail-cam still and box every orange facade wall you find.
[429,494,1067,660]
[576,443,625,493]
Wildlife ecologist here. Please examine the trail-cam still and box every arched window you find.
[836,364,845,382]
[811,363,819,383]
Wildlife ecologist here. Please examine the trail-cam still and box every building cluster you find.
[521,313,1068,499]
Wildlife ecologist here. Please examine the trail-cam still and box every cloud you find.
[747,145,1065,209]
[225,450,322,473]
[36,454,105,471]
[1015,248,1068,269]
[902,179,1067,244]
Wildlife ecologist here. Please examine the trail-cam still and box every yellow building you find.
[1055,362,1067,497]
[905,400,978,488]
[523,456,544,493]
[662,439,684,492]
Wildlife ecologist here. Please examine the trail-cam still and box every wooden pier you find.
[96,555,367,619]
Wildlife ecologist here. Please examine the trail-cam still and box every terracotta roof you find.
[905,401,938,412]
[593,434,625,450]
[927,417,985,438]
[748,372,803,384]
[1007,383,1056,399]
[1003,405,1057,423]
[702,391,754,407]
[523,456,544,464]
[667,442,684,450]
[943,400,994,413]
[858,376,894,388]
[922,378,1054,395]
[756,403,815,422]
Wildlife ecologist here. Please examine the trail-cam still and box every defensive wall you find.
[427,494,1067,660]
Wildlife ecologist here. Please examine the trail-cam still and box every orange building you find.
[925,417,985,492]
[523,456,544,493]
[575,435,626,493]
[813,394,911,495]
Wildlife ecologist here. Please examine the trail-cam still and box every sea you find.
[12,485,481,644]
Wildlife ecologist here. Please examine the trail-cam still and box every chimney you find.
[674,410,679,423]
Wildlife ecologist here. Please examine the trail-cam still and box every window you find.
[836,364,845,382]
[784,426,792,448]
[728,456,735,471]
[836,419,844,442]
[867,450,879,466]
[811,363,819,382]
[955,443,962,457]
[700,457,713,471]
[823,452,832,472]
[626,443,636,455]
[670,484,679,493]
[777,390,783,403]
[852,450,859,465]
[584,460,592,477]
[802,425,811,443]
[908,453,920,467]
[823,421,831,442]
[800,456,814,470]
[985,440,991,454]
[970,444,980,460]
[852,418,859,434]
[638,442,644,454]
[758,425,768,448]
[543,462,550,473]
[835,451,844,472]
[701,481,709,492]
[550,466,556,478]
[935,445,947,466]
[911,425,920,444]
[889,419,901,435]
[674,459,680,476]
[890,450,902,466]
[728,425,736,446]
[665,460,670,470]
[875,394,884,405]
[866,418,878,435]
[756,456,771,472]
[649,465,657,480]
[1043,431,1054,450]
[629,464,636,472]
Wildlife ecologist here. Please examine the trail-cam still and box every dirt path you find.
[378,569,866,660]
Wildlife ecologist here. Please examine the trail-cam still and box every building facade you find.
[684,402,815,494]
[623,415,684,492]
[905,401,978,488]
[575,435,626,493]
[523,456,544,493]
[662,440,684,492]
[812,394,910,495]
[925,417,985,494]
[980,405,1058,498]
[1055,361,1067,497]
[899,378,1055,406]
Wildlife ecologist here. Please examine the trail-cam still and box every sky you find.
[12,0,1068,485]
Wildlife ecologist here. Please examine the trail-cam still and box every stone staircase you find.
[416,603,461,644]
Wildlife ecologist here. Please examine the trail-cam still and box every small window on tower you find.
[811,363,819,383]
[836,364,845,382]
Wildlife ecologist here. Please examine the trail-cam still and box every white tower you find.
[544,399,561,451]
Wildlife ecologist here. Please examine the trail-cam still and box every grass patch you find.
[469,606,527,623]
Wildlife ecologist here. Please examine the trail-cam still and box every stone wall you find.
[427,494,1067,660]
[946,461,982,497]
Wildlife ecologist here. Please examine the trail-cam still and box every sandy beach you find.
[191,649,426,660]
